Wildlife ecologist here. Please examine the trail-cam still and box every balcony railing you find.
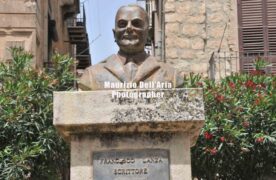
[209,51,276,80]
[66,3,86,27]
[66,4,91,69]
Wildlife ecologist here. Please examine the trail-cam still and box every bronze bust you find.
[79,5,183,90]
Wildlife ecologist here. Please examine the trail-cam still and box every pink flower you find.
[228,82,235,89]
[245,80,256,89]
[210,147,217,155]
[254,98,261,105]
[216,94,225,102]
[256,137,264,143]
[242,121,250,128]
[204,132,213,140]
[220,136,225,142]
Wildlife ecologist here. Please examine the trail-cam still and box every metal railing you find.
[209,51,276,80]
[209,51,239,80]
[66,4,86,27]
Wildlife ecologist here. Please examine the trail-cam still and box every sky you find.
[81,0,145,64]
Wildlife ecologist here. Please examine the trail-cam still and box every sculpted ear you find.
[112,29,116,40]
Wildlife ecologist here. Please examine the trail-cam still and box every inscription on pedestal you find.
[93,149,169,180]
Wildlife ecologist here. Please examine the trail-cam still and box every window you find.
[238,0,276,73]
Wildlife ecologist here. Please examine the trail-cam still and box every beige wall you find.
[0,0,37,65]
[50,0,72,55]
[0,0,78,69]
[164,0,239,76]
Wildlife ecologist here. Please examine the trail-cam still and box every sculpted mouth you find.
[123,35,137,40]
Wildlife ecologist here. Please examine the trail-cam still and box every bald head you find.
[115,4,149,28]
[113,5,149,54]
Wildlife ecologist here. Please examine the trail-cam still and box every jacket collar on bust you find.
[104,52,160,83]
[117,50,149,65]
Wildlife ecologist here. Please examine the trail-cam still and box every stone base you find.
[54,89,204,180]
[71,132,192,180]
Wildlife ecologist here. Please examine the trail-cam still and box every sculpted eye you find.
[132,19,144,28]
[117,20,127,28]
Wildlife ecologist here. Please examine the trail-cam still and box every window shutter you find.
[267,0,276,73]
[239,0,265,54]
[238,0,276,74]
[267,0,276,54]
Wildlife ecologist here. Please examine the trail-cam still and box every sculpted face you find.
[113,6,149,54]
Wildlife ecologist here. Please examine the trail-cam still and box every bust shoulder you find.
[83,54,118,71]
[146,56,176,71]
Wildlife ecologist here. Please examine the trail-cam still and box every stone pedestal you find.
[54,89,205,180]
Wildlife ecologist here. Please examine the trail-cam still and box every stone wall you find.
[0,0,37,65]
[50,0,73,56]
[0,0,78,69]
[164,0,239,76]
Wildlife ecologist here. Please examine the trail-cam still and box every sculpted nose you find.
[126,22,133,32]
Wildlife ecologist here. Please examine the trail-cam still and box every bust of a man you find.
[79,4,183,90]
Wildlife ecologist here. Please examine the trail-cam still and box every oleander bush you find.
[1,48,275,179]
[0,48,74,179]
[184,72,276,179]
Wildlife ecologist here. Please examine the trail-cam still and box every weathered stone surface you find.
[207,1,222,12]
[164,0,239,75]
[165,13,183,23]
[166,36,190,49]
[0,14,36,28]
[208,13,226,23]
[207,39,221,49]
[0,0,78,68]
[166,36,178,48]
[54,88,204,180]
[0,0,36,13]
[182,24,204,37]
[195,51,206,59]
[54,89,205,145]
[189,2,205,15]
[177,37,191,49]
[93,149,169,180]
[178,49,196,59]
[186,15,206,24]
[168,59,191,69]
[166,23,180,34]
[165,2,176,13]
[71,133,192,180]
[175,2,191,15]
[223,1,231,12]
[191,37,205,50]
[190,63,208,73]
[166,48,178,59]
[0,29,36,64]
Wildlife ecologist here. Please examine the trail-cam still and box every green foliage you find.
[184,73,276,179]
[0,48,74,179]
[1,48,275,179]
[253,57,270,71]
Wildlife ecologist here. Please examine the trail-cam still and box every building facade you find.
[144,0,276,79]
[0,0,90,70]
